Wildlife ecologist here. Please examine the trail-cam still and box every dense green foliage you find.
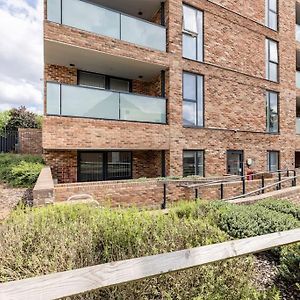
[0,106,42,132]
[0,204,280,300]
[0,153,44,187]
[255,199,300,220]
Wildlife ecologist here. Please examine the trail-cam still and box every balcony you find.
[46,82,167,124]
[47,0,166,51]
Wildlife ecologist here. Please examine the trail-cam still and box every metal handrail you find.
[185,169,294,189]
[224,174,300,201]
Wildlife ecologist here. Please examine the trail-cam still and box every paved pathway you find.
[0,184,26,220]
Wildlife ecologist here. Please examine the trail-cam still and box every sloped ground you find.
[0,184,26,220]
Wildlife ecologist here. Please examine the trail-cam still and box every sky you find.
[0,0,43,114]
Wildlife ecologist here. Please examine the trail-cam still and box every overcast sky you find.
[0,0,43,114]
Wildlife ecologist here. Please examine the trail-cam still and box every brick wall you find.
[18,128,42,155]
[53,176,298,208]
[43,0,298,182]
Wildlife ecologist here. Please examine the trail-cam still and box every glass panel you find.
[269,0,277,12]
[183,73,196,100]
[269,40,278,63]
[62,0,120,39]
[296,71,300,88]
[107,152,132,180]
[183,101,196,126]
[268,11,277,30]
[78,72,105,89]
[296,118,300,134]
[268,62,278,82]
[227,152,243,176]
[296,24,300,42]
[268,152,279,172]
[183,34,197,60]
[120,94,166,123]
[110,78,130,92]
[61,85,119,119]
[183,5,198,33]
[268,92,278,133]
[197,75,204,127]
[79,152,104,182]
[197,151,204,176]
[183,151,196,176]
[47,0,61,23]
[46,82,60,115]
[121,15,166,51]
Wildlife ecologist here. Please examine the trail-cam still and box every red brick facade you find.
[43,0,298,184]
[18,128,43,155]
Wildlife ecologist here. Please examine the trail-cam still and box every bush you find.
[279,243,300,289]
[0,153,44,187]
[0,204,278,299]
[256,199,300,220]
[216,204,300,239]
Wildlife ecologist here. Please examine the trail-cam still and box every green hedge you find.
[255,199,300,220]
[0,204,279,299]
[0,153,44,188]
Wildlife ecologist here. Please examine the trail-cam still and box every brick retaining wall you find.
[18,128,42,155]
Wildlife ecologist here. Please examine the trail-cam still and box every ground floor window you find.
[227,150,244,176]
[267,151,279,172]
[183,150,204,177]
[78,151,132,182]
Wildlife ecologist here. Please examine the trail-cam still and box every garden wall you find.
[18,128,42,155]
[53,176,297,208]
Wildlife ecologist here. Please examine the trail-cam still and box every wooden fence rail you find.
[1,229,300,300]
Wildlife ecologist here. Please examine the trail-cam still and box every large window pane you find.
[197,76,204,127]
[183,151,204,177]
[182,5,203,62]
[78,71,105,89]
[110,78,130,92]
[269,62,278,82]
[266,39,278,82]
[183,73,197,100]
[269,40,278,62]
[268,151,279,172]
[266,91,279,133]
[183,34,197,61]
[183,101,197,126]
[269,0,277,12]
[79,152,104,182]
[47,0,61,23]
[268,12,277,30]
[107,152,132,180]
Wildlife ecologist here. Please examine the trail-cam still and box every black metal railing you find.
[0,130,18,153]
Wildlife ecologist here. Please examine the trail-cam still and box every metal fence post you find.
[242,177,246,195]
[261,175,265,194]
[293,170,297,187]
[277,172,281,190]
[161,183,167,209]
[195,188,199,200]
[220,183,224,200]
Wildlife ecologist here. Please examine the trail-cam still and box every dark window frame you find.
[266,90,279,133]
[226,150,244,176]
[183,150,205,177]
[182,71,205,127]
[77,70,133,92]
[266,0,278,31]
[267,150,280,172]
[182,4,204,62]
[78,150,133,182]
[266,38,279,82]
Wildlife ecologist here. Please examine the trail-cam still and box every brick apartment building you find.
[43,0,300,184]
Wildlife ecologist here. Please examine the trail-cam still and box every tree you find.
[0,110,11,133]
[6,106,39,131]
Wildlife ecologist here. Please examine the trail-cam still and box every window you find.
[266,39,279,82]
[183,151,204,177]
[265,0,278,31]
[183,72,204,126]
[78,71,131,92]
[266,91,279,133]
[267,151,279,172]
[182,5,203,61]
[78,151,132,182]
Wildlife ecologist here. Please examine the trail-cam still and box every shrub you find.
[0,153,44,187]
[0,204,277,299]
[216,204,300,239]
[256,199,300,220]
[279,243,300,289]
